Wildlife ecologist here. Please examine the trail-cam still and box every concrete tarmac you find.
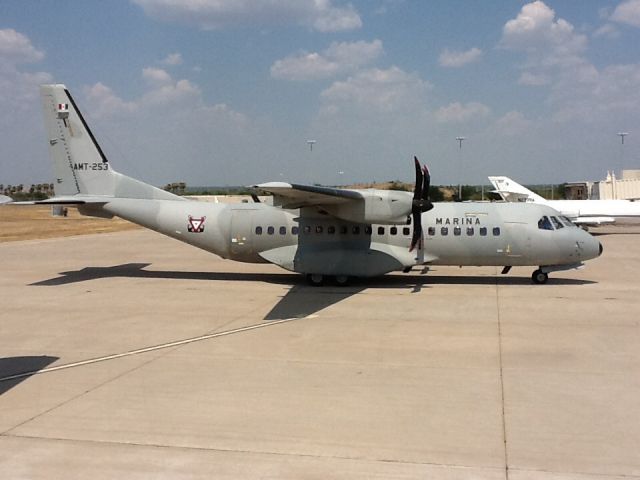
[1,227,639,479]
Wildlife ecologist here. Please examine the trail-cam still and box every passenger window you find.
[479,227,487,236]
[550,216,563,229]
[304,226,311,234]
[493,227,501,236]
[390,227,397,235]
[441,227,448,236]
[403,227,410,236]
[279,226,286,235]
[328,226,336,234]
[292,226,299,235]
[538,216,553,230]
[378,226,385,235]
[467,227,474,236]
[352,226,360,234]
[428,227,436,236]
[315,226,323,234]
[267,226,275,235]
[454,226,461,236]
[255,226,263,235]
[340,226,348,234]
[365,226,372,235]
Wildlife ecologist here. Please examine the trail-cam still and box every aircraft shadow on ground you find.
[0,356,59,395]
[29,263,595,320]
[29,262,595,288]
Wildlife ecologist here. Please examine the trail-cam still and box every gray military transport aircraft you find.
[33,84,602,285]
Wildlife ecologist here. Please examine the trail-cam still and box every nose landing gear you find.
[531,269,549,284]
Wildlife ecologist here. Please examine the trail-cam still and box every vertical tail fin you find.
[40,84,180,201]
[487,176,547,204]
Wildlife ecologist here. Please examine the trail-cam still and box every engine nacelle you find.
[323,189,413,225]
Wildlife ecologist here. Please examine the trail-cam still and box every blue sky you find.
[1,0,640,187]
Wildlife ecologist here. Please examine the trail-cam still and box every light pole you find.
[456,136,465,201]
[617,132,628,177]
[616,132,629,199]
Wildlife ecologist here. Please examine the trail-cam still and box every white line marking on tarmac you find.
[1,316,315,384]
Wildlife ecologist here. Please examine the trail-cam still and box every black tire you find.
[333,275,350,286]
[307,273,324,286]
[531,269,548,284]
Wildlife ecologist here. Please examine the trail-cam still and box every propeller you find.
[409,156,434,252]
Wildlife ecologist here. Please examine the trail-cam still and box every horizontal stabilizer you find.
[12,196,110,206]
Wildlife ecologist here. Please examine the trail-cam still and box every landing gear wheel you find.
[531,269,548,285]
[307,273,325,286]
[333,275,350,286]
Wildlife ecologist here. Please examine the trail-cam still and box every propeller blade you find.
[409,210,422,252]
[421,164,434,212]
[413,156,423,200]
[410,156,424,252]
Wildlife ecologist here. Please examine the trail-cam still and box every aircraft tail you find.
[40,84,180,201]
[487,176,547,204]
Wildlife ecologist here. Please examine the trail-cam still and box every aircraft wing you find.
[252,182,361,209]
[572,216,616,226]
[252,182,415,225]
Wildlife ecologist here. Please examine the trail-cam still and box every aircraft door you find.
[503,222,531,263]
[230,209,254,257]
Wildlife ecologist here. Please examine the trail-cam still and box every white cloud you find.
[499,2,640,125]
[84,82,138,118]
[161,52,183,66]
[518,72,550,86]
[84,68,202,119]
[438,47,482,68]
[321,66,430,113]
[142,67,173,86]
[0,28,44,63]
[550,63,640,122]
[593,23,620,38]
[271,39,383,81]
[132,0,361,32]
[0,29,53,184]
[434,102,490,123]
[141,78,201,107]
[611,0,640,27]
[494,111,532,136]
[500,1,587,69]
[0,29,51,114]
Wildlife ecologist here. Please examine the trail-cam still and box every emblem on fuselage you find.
[187,215,206,233]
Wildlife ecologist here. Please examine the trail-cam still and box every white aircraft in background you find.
[489,176,640,227]
[24,84,603,285]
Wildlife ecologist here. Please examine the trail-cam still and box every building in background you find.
[565,170,640,200]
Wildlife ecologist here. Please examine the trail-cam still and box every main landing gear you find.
[306,274,350,286]
[531,269,549,284]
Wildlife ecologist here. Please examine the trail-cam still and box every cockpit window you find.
[550,216,563,229]
[538,216,553,230]
[559,216,574,227]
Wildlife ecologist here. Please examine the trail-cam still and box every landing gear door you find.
[230,209,254,256]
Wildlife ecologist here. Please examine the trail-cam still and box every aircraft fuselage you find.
[99,198,602,279]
